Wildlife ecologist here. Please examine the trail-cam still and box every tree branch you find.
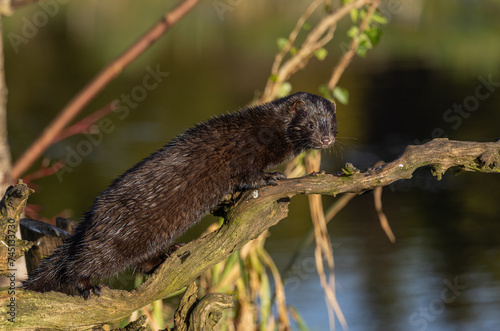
[261,0,377,102]
[0,16,11,193]
[328,0,381,90]
[11,0,201,179]
[0,180,33,277]
[3,139,499,329]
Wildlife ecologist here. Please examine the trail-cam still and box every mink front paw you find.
[80,284,108,300]
[262,171,286,186]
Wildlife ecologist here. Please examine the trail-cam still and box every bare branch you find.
[269,0,324,78]
[0,17,11,192]
[262,0,377,102]
[11,0,201,179]
[328,0,381,90]
[374,186,396,243]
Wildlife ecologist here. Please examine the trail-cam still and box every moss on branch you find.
[1,139,499,330]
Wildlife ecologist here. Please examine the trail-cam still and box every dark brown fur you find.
[23,92,337,298]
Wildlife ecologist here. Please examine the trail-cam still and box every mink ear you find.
[330,101,337,115]
[289,99,306,116]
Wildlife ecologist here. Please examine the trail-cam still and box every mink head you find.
[285,93,337,152]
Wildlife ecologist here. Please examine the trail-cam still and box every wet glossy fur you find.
[23,92,337,298]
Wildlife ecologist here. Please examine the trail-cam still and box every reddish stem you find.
[12,0,201,179]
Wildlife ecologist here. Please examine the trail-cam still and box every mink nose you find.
[321,137,332,146]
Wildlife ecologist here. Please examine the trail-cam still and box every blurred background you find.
[4,0,500,330]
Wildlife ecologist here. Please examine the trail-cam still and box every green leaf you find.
[258,271,271,330]
[350,8,358,23]
[277,37,288,51]
[318,84,333,101]
[268,74,278,82]
[371,10,388,24]
[314,48,328,61]
[342,162,360,175]
[302,22,311,31]
[356,45,368,57]
[365,26,383,46]
[290,47,297,55]
[355,33,372,57]
[358,32,372,45]
[359,8,367,20]
[333,86,349,105]
[347,26,359,38]
[277,82,292,98]
[289,307,310,331]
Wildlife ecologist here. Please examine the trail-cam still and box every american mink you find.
[23,92,337,299]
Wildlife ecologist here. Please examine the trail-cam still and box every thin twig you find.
[328,0,380,90]
[53,102,116,143]
[269,0,325,78]
[373,186,396,243]
[280,192,356,286]
[22,160,64,184]
[325,192,357,222]
[12,0,201,179]
[258,247,290,330]
[9,0,38,10]
[0,16,11,191]
[262,0,376,102]
[305,150,347,330]
[372,160,395,242]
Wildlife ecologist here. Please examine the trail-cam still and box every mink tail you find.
[22,240,98,299]
[22,245,69,293]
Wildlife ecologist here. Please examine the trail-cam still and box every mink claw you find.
[167,242,185,256]
[264,171,287,185]
[81,284,108,299]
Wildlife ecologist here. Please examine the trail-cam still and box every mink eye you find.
[308,122,315,130]
[330,125,335,131]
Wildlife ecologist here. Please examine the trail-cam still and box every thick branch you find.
[267,139,500,198]
[2,139,499,330]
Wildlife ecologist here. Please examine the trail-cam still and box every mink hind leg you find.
[74,278,107,299]
[137,242,185,274]
[138,254,167,274]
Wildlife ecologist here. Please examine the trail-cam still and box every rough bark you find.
[0,139,498,330]
[173,282,235,331]
[0,180,33,277]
